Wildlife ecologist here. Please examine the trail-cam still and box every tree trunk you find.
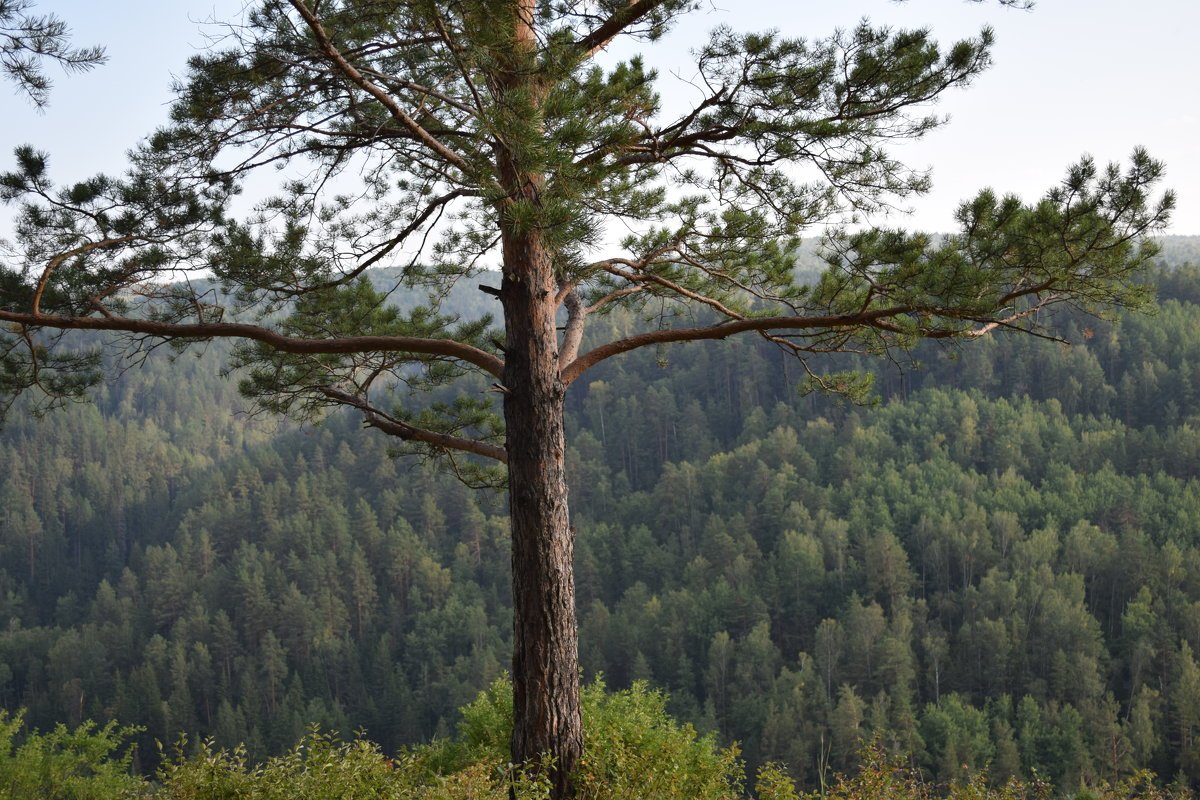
[501,227,582,799]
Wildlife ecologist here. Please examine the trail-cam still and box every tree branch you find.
[0,309,506,378]
[574,0,673,57]
[601,261,748,321]
[318,386,507,463]
[287,0,473,175]
[0,1,106,108]
[32,235,137,314]
[584,285,644,313]
[275,187,480,296]
[561,308,912,384]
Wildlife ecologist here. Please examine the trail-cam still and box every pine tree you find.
[0,2,1173,794]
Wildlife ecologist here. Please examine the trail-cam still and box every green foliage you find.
[430,677,742,799]
[6,700,1200,800]
[1,0,1169,444]
[773,741,1195,800]
[0,5,1180,799]
[573,679,742,800]
[754,762,801,800]
[155,731,439,800]
[0,710,142,799]
[151,678,737,799]
[0,0,106,108]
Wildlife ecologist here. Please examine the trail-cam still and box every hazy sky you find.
[2,1,1196,235]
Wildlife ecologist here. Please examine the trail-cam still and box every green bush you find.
[0,710,143,799]
[4,691,1196,799]
[153,675,739,799]
[155,730,442,800]
[424,677,742,799]
[751,741,1196,800]
[573,679,742,799]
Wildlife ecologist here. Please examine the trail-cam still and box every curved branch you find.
[319,387,506,463]
[602,261,747,320]
[574,0,673,57]
[282,187,479,296]
[585,285,644,313]
[33,235,136,314]
[561,307,913,384]
[0,309,505,378]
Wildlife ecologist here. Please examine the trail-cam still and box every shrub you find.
[752,741,1197,800]
[0,710,143,799]
[6,691,1195,799]
[427,677,743,799]
[155,729,439,800]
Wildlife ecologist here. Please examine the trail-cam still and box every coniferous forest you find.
[4,239,1200,795]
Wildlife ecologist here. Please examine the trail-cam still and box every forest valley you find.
[2,240,1200,796]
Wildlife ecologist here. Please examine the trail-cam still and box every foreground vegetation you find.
[2,680,1194,799]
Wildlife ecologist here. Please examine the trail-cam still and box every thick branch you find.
[574,0,673,57]
[561,282,1091,383]
[0,309,505,378]
[561,308,912,384]
[319,387,507,463]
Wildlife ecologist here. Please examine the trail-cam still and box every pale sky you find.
[2,1,1196,235]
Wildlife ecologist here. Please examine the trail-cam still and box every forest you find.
[2,237,1200,795]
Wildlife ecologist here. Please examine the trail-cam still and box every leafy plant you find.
[425,677,742,799]
[0,710,143,799]
[754,740,1197,800]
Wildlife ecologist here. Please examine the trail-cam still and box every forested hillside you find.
[4,241,1200,791]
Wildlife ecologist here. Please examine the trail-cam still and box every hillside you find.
[2,244,1200,792]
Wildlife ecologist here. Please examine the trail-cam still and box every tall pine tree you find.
[0,1,1172,795]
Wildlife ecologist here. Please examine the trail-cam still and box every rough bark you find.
[501,226,582,799]
[493,2,582,794]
